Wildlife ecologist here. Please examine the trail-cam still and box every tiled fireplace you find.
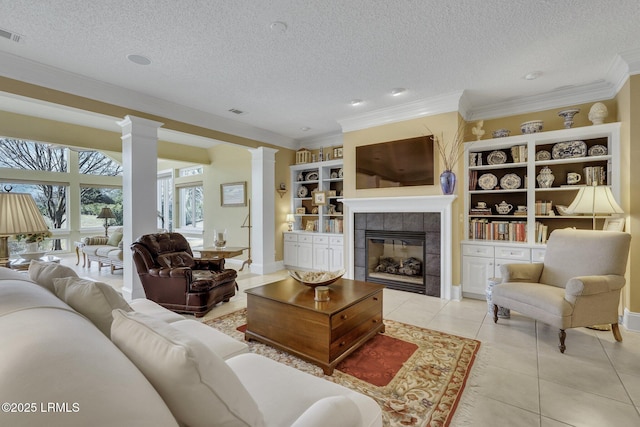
[342,196,456,300]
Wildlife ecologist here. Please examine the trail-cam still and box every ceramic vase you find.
[440,170,456,195]
[25,242,39,253]
[558,108,580,129]
[536,166,555,188]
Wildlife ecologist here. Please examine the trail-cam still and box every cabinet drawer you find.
[284,233,298,242]
[531,248,546,262]
[329,236,344,245]
[494,246,530,261]
[298,234,313,243]
[462,244,494,258]
[331,292,382,335]
[313,235,329,244]
[330,313,382,359]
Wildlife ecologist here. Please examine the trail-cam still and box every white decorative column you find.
[249,147,279,274]
[118,115,163,301]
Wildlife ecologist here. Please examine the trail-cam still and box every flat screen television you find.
[356,135,435,189]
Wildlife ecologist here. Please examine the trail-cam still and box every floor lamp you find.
[0,191,50,268]
[566,183,623,230]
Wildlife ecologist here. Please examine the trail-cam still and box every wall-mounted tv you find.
[356,135,435,189]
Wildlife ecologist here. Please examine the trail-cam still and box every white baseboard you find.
[450,284,462,301]
[622,308,640,332]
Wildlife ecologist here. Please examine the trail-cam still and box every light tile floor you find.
[62,254,640,426]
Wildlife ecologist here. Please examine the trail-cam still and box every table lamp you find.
[97,207,116,236]
[566,183,623,230]
[286,214,295,231]
[0,191,50,267]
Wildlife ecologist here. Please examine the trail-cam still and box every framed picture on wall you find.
[603,217,625,231]
[221,182,247,207]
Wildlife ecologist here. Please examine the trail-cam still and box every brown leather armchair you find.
[130,232,237,318]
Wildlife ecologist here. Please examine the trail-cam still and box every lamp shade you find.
[566,185,623,215]
[96,207,116,219]
[285,214,295,223]
[0,192,49,236]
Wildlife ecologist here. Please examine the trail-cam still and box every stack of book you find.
[510,145,528,163]
[469,219,527,242]
[534,200,554,216]
[469,207,492,216]
[323,218,343,233]
[535,222,549,243]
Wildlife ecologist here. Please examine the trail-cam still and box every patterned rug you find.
[204,309,480,427]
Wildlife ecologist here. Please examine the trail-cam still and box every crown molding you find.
[338,91,464,133]
[0,51,296,150]
[609,48,640,94]
[466,81,616,121]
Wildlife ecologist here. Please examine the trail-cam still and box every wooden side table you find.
[196,246,252,271]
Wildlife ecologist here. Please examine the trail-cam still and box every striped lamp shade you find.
[0,192,49,236]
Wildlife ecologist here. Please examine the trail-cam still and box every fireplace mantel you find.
[341,195,457,300]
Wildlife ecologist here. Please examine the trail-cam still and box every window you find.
[157,173,173,231]
[78,150,122,176]
[179,166,203,177]
[179,185,203,229]
[0,139,68,172]
[80,186,123,229]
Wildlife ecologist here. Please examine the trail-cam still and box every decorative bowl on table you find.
[520,120,544,134]
[19,251,46,261]
[288,269,346,288]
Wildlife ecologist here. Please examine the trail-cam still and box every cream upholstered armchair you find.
[491,229,631,353]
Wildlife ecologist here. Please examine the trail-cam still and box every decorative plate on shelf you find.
[296,186,308,198]
[330,171,338,178]
[487,150,507,165]
[499,173,521,190]
[297,172,304,181]
[552,140,587,159]
[588,144,608,156]
[478,173,498,190]
[338,168,343,178]
[305,171,319,181]
[535,150,551,161]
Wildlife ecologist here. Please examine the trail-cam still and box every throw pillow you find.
[28,260,79,293]
[110,309,264,427]
[107,231,123,247]
[156,251,195,269]
[53,277,132,337]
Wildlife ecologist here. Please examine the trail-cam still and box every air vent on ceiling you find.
[228,108,246,115]
[0,27,24,43]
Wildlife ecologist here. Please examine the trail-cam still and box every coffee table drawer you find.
[330,312,383,359]
[331,291,382,335]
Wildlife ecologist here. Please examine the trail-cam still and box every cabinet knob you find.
[372,319,378,323]
[372,297,378,301]
[339,341,346,347]
[340,314,348,320]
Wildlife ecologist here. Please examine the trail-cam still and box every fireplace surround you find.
[342,196,457,300]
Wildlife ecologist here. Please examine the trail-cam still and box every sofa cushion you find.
[83,236,109,245]
[53,277,133,337]
[111,309,264,427]
[157,251,196,268]
[107,231,123,247]
[28,260,79,293]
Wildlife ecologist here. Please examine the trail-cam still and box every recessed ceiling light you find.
[127,54,151,65]
[350,99,364,106]
[270,21,287,32]
[300,126,311,132]
[391,88,406,96]
[524,71,543,80]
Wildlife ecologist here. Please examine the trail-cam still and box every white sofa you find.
[0,266,382,427]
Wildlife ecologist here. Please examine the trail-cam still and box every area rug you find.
[204,309,480,427]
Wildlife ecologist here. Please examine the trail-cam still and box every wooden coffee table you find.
[244,277,385,375]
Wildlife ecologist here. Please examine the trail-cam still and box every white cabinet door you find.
[329,245,344,270]
[313,243,329,270]
[462,255,493,296]
[283,240,298,267]
[298,243,314,269]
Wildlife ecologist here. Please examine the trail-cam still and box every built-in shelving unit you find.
[461,122,621,297]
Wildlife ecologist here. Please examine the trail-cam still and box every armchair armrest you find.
[500,263,544,283]
[148,267,191,278]
[565,275,626,302]
[290,396,360,427]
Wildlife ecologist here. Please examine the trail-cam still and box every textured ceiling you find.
[0,0,639,145]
